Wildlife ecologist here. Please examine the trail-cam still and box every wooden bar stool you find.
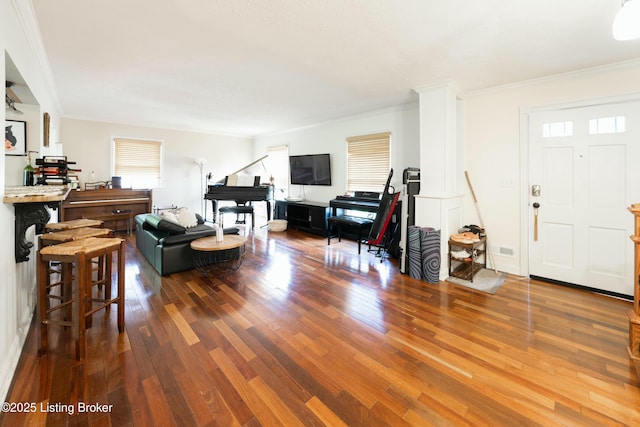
[45,218,103,232]
[37,237,125,360]
[40,226,113,245]
[39,227,114,321]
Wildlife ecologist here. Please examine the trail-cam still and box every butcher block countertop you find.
[3,185,70,204]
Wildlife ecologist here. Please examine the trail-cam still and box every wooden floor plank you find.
[2,229,640,426]
[209,347,281,426]
[305,396,349,427]
[164,303,200,346]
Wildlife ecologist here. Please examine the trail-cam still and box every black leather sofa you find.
[135,213,238,275]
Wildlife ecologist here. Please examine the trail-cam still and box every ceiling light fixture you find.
[5,93,24,116]
[613,0,640,40]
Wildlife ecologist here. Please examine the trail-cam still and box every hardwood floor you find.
[2,228,639,426]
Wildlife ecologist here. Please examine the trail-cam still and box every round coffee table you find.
[190,234,247,277]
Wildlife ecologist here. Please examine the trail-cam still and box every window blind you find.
[346,132,390,193]
[113,138,162,188]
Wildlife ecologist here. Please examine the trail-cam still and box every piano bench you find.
[219,205,255,228]
[327,215,374,254]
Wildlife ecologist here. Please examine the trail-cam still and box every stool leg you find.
[105,252,113,308]
[76,252,87,361]
[85,257,97,329]
[97,255,105,292]
[62,263,73,321]
[117,240,125,332]
[37,253,48,355]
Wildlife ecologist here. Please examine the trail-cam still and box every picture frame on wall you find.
[5,119,27,156]
[43,112,50,147]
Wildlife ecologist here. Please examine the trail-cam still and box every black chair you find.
[219,205,255,229]
[327,215,373,254]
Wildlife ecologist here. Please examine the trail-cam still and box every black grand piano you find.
[204,156,274,223]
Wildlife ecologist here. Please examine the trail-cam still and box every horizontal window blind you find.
[113,138,162,188]
[346,132,390,193]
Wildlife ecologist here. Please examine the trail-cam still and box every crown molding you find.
[61,114,254,140]
[467,58,640,98]
[10,0,63,114]
[260,102,419,138]
[413,79,464,98]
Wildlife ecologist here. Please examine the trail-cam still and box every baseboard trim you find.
[0,317,31,402]
[530,275,633,301]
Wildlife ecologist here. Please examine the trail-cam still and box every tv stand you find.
[274,200,329,236]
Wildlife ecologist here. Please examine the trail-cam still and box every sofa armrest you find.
[144,213,187,234]
[160,226,215,245]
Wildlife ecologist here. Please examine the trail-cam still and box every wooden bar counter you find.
[3,185,70,262]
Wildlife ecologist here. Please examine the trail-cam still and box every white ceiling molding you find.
[466,58,640,98]
[10,0,62,113]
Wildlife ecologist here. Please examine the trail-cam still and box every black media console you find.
[274,200,330,236]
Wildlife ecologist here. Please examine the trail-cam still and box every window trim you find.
[111,137,163,189]
[345,131,391,193]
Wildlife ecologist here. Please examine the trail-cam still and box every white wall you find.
[253,104,420,202]
[60,119,254,215]
[1,0,63,402]
[464,60,640,275]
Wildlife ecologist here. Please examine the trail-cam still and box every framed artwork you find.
[43,112,50,147]
[5,119,26,156]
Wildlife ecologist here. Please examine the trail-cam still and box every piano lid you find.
[213,154,269,184]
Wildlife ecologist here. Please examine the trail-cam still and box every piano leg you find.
[207,200,218,223]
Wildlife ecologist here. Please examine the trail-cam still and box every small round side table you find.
[190,234,247,277]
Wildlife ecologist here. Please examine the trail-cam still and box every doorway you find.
[527,98,640,297]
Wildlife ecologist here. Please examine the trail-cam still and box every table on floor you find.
[190,234,247,277]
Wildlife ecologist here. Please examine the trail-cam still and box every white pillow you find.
[160,211,181,225]
[176,208,198,228]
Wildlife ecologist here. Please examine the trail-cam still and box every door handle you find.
[533,202,540,241]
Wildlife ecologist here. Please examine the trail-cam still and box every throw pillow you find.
[176,208,198,228]
[160,211,181,225]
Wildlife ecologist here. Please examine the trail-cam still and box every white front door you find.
[529,100,640,297]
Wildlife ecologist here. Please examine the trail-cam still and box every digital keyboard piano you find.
[329,194,380,216]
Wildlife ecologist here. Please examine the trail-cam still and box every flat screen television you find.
[289,153,332,186]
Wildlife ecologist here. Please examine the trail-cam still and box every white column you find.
[413,81,465,280]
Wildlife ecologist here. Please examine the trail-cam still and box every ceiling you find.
[28,0,640,137]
